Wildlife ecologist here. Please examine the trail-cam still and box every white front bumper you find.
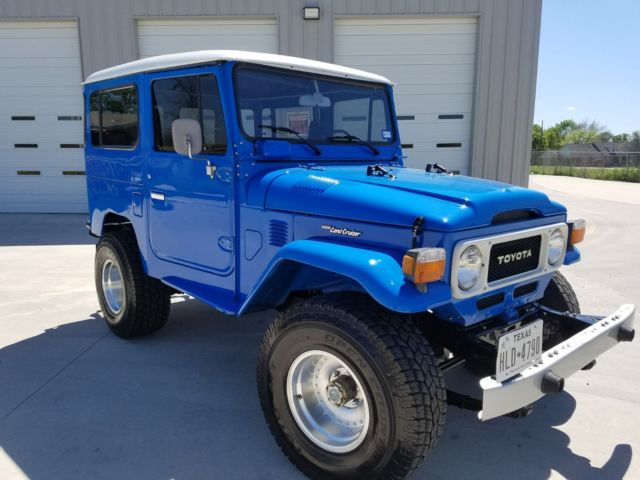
[479,304,636,421]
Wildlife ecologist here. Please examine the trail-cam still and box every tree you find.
[629,131,640,151]
[532,124,546,150]
[564,120,607,144]
[532,119,637,151]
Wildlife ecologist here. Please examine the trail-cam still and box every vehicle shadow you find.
[0,297,632,480]
[0,214,95,246]
[418,374,632,480]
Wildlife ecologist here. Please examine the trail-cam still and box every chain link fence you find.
[531,151,640,182]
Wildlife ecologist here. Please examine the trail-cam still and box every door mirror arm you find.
[171,119,216,179]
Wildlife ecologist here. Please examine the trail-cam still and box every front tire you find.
[539,271,580,349]
[95,228,171,338]
[257,293,446,480]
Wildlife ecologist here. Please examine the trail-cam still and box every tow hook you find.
[581,359,596,370]
[541,370,564,394]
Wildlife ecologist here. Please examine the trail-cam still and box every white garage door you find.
[0,21,86,213]
[137,18,279,58]
[335,17,477,173]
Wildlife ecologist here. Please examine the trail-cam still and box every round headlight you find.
[547,228,565,265]
[458,245,483,291]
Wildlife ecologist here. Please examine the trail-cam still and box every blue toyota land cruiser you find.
[83,50,635,480]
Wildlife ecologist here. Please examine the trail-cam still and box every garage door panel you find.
[0,118,83,132]
[0,21,85,213]
[394,95,473,114]
[0,69,82,87]
[137,18,279,58]
[0,123,84,139]
[335,22,477,36]
[0,192,87,213]
[0,85,81,98]
[0,21,79,35]
[403,150,468,171]
[0,169,85,182]
[0,57,82,69]
[393,83,473,96]
[1,38,81,57]
[335,53,476,68]
[0,96,82,115]
[399,123,472,141]
[0,146,84,156]
[139,36,278,57]
[336,36,476,56]
[335,16,476,173]
[138,23,278,36]
[356,62,474,80]
[335,17,477,26]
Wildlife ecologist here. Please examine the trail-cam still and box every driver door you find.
[145,69,234,288]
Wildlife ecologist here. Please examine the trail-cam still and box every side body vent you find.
[269,220,289,247]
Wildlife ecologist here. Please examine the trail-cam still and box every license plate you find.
[495,320,543,383]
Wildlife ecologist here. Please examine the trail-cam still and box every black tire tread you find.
[257,292,446,480]
[96,227,171,338]
[540,271,580,347]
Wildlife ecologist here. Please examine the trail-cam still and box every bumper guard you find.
[479,303,635,421]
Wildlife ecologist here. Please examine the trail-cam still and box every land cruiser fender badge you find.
[321,224,363,238]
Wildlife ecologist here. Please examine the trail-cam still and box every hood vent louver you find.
[491,209,540,224]
[291,175,339,195]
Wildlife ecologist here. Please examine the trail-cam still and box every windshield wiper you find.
[327,131,380,156]
[257,124,321,155]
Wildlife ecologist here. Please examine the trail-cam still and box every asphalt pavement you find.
[0,175,638,479]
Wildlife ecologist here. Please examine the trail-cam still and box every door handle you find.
[150,191,165,201]
[206,160,217,179]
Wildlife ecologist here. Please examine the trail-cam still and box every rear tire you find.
[539,271,580,349]
[95,228,171,338]
[257,293,446,480]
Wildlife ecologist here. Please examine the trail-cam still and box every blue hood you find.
[248,166,566,232]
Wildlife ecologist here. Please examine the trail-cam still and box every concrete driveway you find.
[0,175,638,480]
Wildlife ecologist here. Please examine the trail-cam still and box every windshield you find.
[234,65,395,146]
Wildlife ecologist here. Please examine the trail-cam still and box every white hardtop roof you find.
[84,50,394,85]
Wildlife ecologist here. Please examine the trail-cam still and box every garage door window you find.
[152,74,227,154]
[90,86,138,148]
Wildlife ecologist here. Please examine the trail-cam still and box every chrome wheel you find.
[286,350,370,453]
[101,259,125,316]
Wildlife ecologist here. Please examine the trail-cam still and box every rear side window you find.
[152,74,227,154]
[89,86,138,148]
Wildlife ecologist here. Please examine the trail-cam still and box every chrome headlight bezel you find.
[457,244,483,291]
[450,223,568,299]
[547,228,565,266]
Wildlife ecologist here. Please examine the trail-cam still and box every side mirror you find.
[171,119,202,158]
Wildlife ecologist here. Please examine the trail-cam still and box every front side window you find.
[234,65,395,147]
[89,86,138,148]
[152,74,227,154]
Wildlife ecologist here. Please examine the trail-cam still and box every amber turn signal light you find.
[569,219,586,245]
[402,248,446,287]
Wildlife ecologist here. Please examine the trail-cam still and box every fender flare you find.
[239,239,452,314]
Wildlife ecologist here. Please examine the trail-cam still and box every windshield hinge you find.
[426,163,454,175]
[367,164,395,179]
[411,216,425,248]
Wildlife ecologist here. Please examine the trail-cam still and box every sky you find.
[534,0,640,134]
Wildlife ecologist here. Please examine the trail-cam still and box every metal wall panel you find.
[0,0,542,187]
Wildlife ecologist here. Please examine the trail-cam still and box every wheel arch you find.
[239,240,452,315]
[91,210,151,274]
